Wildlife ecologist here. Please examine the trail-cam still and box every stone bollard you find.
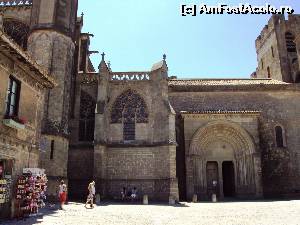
[95,194,101,205]
[169,196,175,205]
[143,195,148,205]
[192,194,197,203]
[212,194,217,202]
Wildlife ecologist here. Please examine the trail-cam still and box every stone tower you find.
[27,0,78,197]
[255,15,300,83]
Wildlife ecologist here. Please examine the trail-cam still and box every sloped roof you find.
[180,110,261,114]
[168,78,293,92]
[168,78,288,86]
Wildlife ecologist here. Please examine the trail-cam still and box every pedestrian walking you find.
[58,180,67,210]
[85,181,96,208]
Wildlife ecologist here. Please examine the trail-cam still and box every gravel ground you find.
[1,200,300,225]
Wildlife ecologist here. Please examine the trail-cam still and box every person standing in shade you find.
[121,187,127,200]
[58,180,67,210]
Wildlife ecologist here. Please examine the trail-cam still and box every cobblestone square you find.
[1,200,300,225]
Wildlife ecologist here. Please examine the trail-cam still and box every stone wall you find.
[39,135,69,197]
[0,44,47,218]
[92,60,179,201]
[94,145,177,201]
[68,146,94,199]
[169,87,300,198]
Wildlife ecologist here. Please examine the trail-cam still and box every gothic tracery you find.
[111,89,149,124]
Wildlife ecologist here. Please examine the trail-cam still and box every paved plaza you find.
[1,200,300,225]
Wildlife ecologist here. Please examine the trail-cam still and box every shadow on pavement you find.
[0,203,63,225]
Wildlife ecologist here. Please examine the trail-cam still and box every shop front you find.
[0,159,13,219]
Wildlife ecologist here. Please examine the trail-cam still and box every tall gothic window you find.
[3,19,29,50]
[79,90,95,142]
[275,126,284,148]
[285,32,297,53]
[111,89,148,141]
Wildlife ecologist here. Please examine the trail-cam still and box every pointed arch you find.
[274,124,286,148]
[110,89,149,124]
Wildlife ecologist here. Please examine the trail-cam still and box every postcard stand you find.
[15,168,47,219]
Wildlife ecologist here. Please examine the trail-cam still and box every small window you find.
[261,59,264,69]
[5,76,21,117]
[285,32,297,53]
[275,126,284,147]
[50,140,54,160]
[267,67,271,78]
[271,46,274,58]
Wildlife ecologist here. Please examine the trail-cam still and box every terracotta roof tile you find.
[180,110,261,114]
[168,78,288,86]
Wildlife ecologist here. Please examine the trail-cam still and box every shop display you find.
[0,179,7,204]
[15,168,47,218]
[0,162,11,206]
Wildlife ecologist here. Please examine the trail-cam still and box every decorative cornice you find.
[77,71,98,84]
[94,140,177,148]
[0,0,32,8]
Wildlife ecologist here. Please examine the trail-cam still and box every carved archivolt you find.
[111,89,148,123]
[190,120,257,188]
[189,120,255,158]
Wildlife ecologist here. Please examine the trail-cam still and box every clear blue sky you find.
[78,0,299,78]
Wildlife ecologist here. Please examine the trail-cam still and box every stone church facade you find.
[0,0,300,209]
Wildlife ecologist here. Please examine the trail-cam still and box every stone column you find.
[296,34,300,72]
[185,156,194,200]
[0,13,3,30]
[218,161,224,199]
[253,153,263,198]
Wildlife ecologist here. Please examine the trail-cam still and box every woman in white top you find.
[58,180,67,210]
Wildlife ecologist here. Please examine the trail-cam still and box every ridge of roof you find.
[180,110,261,114]
[168,78,288,85]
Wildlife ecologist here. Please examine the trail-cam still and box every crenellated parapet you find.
[255,15,284,51]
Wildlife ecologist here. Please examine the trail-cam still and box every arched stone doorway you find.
[187,121,262,200]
